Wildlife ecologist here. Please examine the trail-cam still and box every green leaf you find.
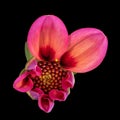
[25,42,33,61]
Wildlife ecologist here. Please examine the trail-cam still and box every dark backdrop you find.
[1,1,113,119]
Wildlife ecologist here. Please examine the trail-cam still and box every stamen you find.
[31,61,67,94]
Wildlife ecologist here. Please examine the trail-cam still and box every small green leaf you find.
[25,42,33,61]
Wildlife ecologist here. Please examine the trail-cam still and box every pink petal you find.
[35,66,42,76]
[62,72,75,90]
[25,58,37,70]
[49,89,68,101]
[27,91,39,100]
[25,58,42,76]
[27,15,68,61]
[13,71,33,92]
[27,88,44,100]
[38,94,54,113]
[60,28,108,73]
[32,88,44,95]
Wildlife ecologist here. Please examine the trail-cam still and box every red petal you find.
[27,88,44,100]
[38,94,54,113]
[62,72,75,90]
[13,71,33,92]
[49,89,68,101]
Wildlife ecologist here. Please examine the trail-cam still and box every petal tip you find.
[13,72,33,92]
[38,94,54,113]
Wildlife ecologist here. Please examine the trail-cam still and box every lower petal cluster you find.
[13,60,75,113]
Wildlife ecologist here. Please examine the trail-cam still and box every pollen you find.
[31,61,67,94]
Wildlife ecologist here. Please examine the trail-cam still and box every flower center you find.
[32,61,67,94]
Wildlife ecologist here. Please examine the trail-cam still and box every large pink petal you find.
[49,89,68,101]
[27,15,68,61]
[60,28,108,73]
[13,71,33,92]
[62,72,75,90]
[38,94,54,113]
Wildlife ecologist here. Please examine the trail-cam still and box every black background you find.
[1,1,114,119]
